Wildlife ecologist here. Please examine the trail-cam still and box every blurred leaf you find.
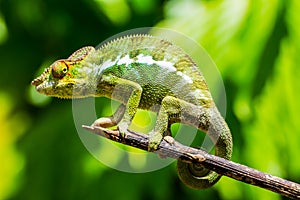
[129,0,157,15]
[0,14,8,44]
[0,92,28,200]
[93,0,131,26]
[15,0,44,31]
[27,85,51,107]
[130,109,156,133]
[242,39,300,200]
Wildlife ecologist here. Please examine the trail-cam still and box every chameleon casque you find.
[32,34,232,189]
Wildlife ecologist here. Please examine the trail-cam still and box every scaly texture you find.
[32,34,232,189]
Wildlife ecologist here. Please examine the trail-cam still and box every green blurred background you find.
[1,0,299,199]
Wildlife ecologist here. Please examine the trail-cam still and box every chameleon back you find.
[82,35,214,109]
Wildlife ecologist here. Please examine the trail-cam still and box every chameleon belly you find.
[32,34,232,190]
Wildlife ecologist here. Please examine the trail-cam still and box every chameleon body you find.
[32,35,232,189]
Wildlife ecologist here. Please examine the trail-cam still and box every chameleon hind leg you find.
[148,96,232,189]
[148,96,180,151]
[148,95,195,150]
[176,106,232,189]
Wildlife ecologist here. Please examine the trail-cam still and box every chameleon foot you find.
[92,117,116,128]
[148,132,163,151]
[164,136,175,145]
[117,121,129,138]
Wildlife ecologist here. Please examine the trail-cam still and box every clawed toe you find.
[148,132,163,151]
[92,117,115,128]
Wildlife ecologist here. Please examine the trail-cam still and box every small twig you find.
[82,125,300,199]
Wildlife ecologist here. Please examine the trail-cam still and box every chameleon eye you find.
[52,61,69,78]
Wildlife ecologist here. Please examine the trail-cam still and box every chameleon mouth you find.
[34,81,56,92]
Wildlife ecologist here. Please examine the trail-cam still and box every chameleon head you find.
[31,46,95,98]
[31,60,80,98]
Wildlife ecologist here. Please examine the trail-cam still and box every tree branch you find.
[82,125,300,199]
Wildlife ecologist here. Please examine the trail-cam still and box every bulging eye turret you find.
[52,61,69,78]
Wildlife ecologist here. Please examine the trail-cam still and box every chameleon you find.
[32,34,232,189]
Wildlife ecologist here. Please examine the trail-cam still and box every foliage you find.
[0,0,299,199]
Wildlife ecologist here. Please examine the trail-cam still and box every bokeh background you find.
[1,0,299,199]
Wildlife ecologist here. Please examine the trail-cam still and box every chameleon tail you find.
[177,107,232,189]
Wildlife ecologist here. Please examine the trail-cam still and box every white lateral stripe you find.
[99,59,116,74]
[136,54,177,72]
[136,54,154,64]
[117,54,132,66]
[176,71,193,84]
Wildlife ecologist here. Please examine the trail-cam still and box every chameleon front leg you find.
[148,96,232,189]
[93,104,126,128]
[94,75,142,138]
[115,81,142,137]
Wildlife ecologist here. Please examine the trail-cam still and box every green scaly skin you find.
[32,34,233,189]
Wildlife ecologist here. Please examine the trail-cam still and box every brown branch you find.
[82,125,300,199]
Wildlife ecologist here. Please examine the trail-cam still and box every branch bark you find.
[82,125,300,199]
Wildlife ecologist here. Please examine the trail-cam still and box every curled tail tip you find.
[176,160,221,190]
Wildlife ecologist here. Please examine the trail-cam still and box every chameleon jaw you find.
[33,78,86,99]
[33,80,56,94]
